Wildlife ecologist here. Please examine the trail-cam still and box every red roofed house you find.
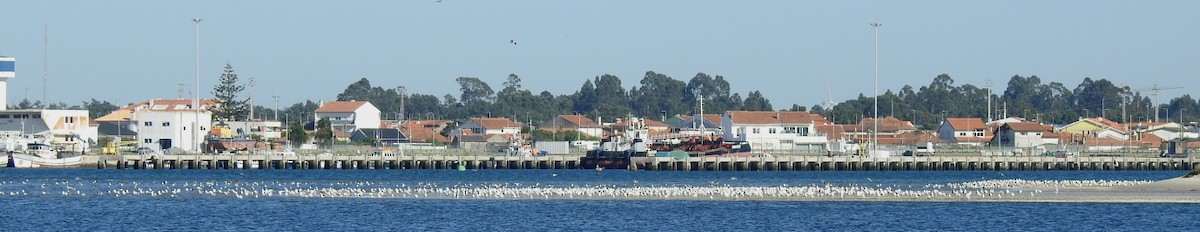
[314,100,380,135]
[397,120,451,144]
[995,122,1057,148]
[460,117,521,136]
[539,115,603,138]
[938,118,992,146]
[722,111,828,152]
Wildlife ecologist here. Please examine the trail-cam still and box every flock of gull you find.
[0,177,1154,201]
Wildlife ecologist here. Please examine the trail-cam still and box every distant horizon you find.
[0,1,1196,108]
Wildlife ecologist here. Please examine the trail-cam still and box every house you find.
[938,118,992,146]
[451,134,488,150]
[394,120,451,144]
[722,110,828,152]
[350,128,407,145]
[0,109,95,153]
[539,115,603,138]
[459,117,521,136]
[314,100,381,135]
[1059,117,1129,140]
[995,122,1055,148]
[129,99,214,153]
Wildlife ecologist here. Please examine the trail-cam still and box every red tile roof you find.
[316,101,370,113]
[557,115,600,127]
[945,118,987,131]
[1005,122,1051,132]
[1085,117,1127,133]
[470,117,520,130]
[858,116,917,132]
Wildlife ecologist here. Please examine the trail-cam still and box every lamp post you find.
[192,18,202,154]
[870,22,881,157]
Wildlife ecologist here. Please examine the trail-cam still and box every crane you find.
[1130,85,1184,122]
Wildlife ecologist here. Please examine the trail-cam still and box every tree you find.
[82,98,120,119]
[314,118,332,148]
[456,77,495,103]
[211,63,249,121]
[742,90,772,111]
[286,120,309,148]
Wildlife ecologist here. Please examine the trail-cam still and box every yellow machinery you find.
[101,140,138,155]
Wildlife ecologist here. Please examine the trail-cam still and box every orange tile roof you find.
[470,117,520,129]
[556,115,600,127]
[945,118,987,131]
[725,111,820,125]
[1004,122,1051,132]
[316,101,370,113]
[858,116,916,132]
[1086,117,1127,133]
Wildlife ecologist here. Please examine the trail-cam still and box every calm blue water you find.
[1,169,1196,231]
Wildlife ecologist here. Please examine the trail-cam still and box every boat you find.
[4,141,83,168]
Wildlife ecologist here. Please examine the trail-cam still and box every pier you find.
[91,155,1199,171]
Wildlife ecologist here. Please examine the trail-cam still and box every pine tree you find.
[211,63,249,121]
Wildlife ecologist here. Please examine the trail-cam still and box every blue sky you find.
[0,0,1196,109]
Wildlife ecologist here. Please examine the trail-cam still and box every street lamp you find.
[192,18,202,154]
[870,22,881,157]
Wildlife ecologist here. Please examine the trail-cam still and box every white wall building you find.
[133,103,212,153]
[995,122,1054,148]
[722,111,828,152]
[314,100,381,134]
[460,117,521,136]
[0,109,95,152]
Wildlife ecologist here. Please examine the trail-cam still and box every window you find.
[144,139,152,143]
[144,122,153,126]
[768,128,777,134]
[0,115,8,118]
[799,127,810,136]
[65,117,75,123]
[31,114,40,118]
[752,128,760,134]
[737,127,746,135]
[162,122,170,126]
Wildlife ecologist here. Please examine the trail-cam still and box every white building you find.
[132,100,212,153]
[0,109,95,152]
[539,115,603,138]
[460,117,521,136]
[995,122,1055,148]
[938,118,992,146]
[722,111,828,152]
[314,100,380,134]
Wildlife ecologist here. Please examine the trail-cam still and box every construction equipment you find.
[101,140,138,155]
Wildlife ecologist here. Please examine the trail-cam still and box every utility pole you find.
[248,77,255,120]
[870,22,881,157]
[193,18,202,154]
[272,92,280,121]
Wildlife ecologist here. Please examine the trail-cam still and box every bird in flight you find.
[509,39,517,45]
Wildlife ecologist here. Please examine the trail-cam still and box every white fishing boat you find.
[2,136,84,168]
